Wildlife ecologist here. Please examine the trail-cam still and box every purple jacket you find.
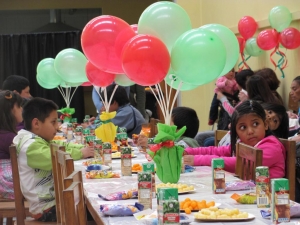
[0,130,17,159]
[185,135,286,179]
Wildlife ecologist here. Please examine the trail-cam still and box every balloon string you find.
[168,81,182,125]
[275,48,288,78]
[149,85,166,120]
[270,46,278,69]
[238,53,251,72]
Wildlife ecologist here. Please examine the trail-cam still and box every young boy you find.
[137,106,200,148]
[13,97,94,222]
[2,75,32,99]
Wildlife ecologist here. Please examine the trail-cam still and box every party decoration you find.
[36,58,62,87]
[54,48,88,83]
[81,15,132,74]
[279,27,300,49]
[60,81,83,88]
[86,61,116,87]
[245,38,264,56]
[122,34,170,86]
[57,107,75,123]
[81,81,92,86]
[171,28,226,85]
[95,111,117,142]
[130,24,138,34]
[269,6,292,32]
[114,74,135,87]
[138,1,192,53]
[147,124,186,183]
[36,74,58,89]
[238,16,258,40]
[201,24,239,76]
[257,29,279,50]
[165,74,198,91]
[237,36,245,54]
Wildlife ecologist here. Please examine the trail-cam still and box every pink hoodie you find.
[214,76,238,95]
[185,136,286,179]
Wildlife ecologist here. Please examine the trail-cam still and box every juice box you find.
[158,188,178,223]
[74,127,82,144]
[94,139,103,160]
[142,162,155,198]
[211,158,225,194]
[271,178,290,224]
[256,166,270,208]
[82,128,90,145]
[85,135,95,147]
[66,123,73,141]
[121,147,132,176]
[159,200,180,225]
[138,172,152,209]
[102,142,112,169]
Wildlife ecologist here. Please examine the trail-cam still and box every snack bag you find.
[100,202,144,216]
[147,123,186,183]
[85,170,120,179]
[225,180,256,191]
[98,189,138,201]
[231,193,256,204]
[95,111,117,142]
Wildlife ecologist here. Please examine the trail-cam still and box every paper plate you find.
[194,213,255,222]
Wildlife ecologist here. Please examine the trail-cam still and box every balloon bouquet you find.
[36,48,88,122]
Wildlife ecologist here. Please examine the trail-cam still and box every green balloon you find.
[245,38,264,57]
[138,1,192,53]
[54,48,88,83]
[37,74,58,89]
[37,58,62,87]
[165,74,198,91]
[171,28,226,85]
[201,24,239,77]
[269,6,292,32]
[60,81,83,88]
[114,74,135,86]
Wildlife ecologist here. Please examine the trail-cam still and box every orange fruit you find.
[184,208,191,214]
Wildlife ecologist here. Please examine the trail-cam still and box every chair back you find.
[279,138,296,201]
[50,143,66,224]
[9,145,26,225]
[214,130,228,146]
[235,142,263,180]
[64,170,83,189]
[63,182,87,225]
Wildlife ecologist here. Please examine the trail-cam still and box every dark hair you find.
[0,90,23,134]
[172,107,199,138]
[293,76,300,84]
[246,75,282,104]
[230,100,272,155]
[235,69,254,90]
[2,75,30,94]
[100,84,129,107]
[22,97,58,130]
[261,103,289,139]
[255,68,280,91]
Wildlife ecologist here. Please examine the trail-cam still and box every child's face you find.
[235,113,268,147]
[12,103,23,124]
[224,70,235,80]
[34,110,59,141]
[20,86,31,99]
[265,109,280,130]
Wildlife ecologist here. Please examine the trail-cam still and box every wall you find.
[177,0,300,131]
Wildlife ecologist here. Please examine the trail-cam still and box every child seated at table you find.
[13,97,94,222]
[137,106,200,148]
[184,100,286,179]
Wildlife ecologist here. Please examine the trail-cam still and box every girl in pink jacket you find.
[184,100,286,179]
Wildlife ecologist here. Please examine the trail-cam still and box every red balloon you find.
[130,24,138,35]
[86,61,115,87]
[237,36,245,53]
[279,27,300,49]
[238,16,258,40]
[81,81,92,86]
[115,27,136,63]
[257,29,279,50]
[81,16,132,74]
[122,35,170,86]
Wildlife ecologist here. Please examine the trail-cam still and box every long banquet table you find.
[74,147,299,225]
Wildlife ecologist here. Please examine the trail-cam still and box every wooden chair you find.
[235,142,263,181]
[64,171,82,189]
[50,143,65,224]
[149,118,161,138]
[55,149,74,225]
[214,130,228,146]
[63,182,87,225]
[9,145,55,225]
[279,138,296,201]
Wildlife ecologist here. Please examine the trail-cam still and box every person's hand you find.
[81,146,94,158]
[290,134,300,143]
[100,106,106,113]
[137,134,148,147]
[238,91,248,102]
[216,92,225,100]
[183,155,194,166]
[89,117,96,123]
[287,111,298,119]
